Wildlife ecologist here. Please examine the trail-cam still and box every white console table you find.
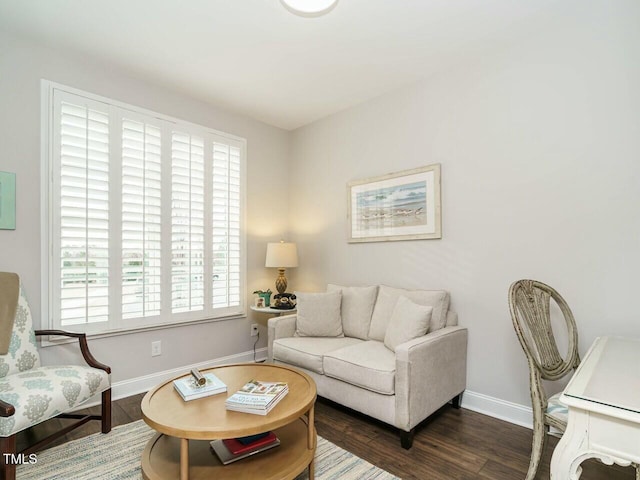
[551,336,640,479]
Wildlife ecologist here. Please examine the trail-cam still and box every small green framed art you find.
[0,171,16,230]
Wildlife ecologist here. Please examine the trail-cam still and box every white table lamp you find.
[265,241,298,294]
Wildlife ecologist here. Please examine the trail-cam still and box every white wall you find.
[288,1,640,409]
[0,30,290,383]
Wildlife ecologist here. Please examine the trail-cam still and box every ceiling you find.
[0,0,570,130]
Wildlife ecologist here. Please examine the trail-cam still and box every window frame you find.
[40,80,247,339]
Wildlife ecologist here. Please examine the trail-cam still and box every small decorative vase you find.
[259,292,271,307]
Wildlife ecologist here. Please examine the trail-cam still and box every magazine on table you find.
[225,380,288,414]
[173,372,227,401]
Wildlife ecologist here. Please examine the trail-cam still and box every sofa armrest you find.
[267,314,297,362]
[394,326,468,431]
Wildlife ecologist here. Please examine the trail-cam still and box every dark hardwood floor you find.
[17,393,636,479]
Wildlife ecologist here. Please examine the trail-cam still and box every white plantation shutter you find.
[57,99,110,326]
[171,132,205,313]
[45,83,246,334]
[212,140,242,308]
[121,119,162,319]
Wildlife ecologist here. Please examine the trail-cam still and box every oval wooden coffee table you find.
[141,363,317,480]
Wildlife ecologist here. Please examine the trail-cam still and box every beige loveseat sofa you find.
[267,284,467,448]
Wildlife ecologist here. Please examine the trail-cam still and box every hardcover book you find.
[173,372,227,401]
[236,432,270,445]
[210,436,280,465]
[222,432,277,455]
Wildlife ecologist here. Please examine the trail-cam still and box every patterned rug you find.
[17,419,399,479]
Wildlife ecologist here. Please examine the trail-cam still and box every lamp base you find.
[275,269,287,295]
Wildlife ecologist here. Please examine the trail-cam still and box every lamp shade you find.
[265,242,299,268]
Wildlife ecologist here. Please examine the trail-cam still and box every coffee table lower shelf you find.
[141,418,316,480]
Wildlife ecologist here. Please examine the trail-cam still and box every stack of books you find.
[225,379,288,415]
[173,371,227,401]
[210,432,280,465]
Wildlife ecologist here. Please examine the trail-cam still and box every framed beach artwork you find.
[347,164,441,243]
[0,171,16,230]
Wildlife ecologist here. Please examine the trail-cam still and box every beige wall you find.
[0,30,290,382]
[288,1,640,407]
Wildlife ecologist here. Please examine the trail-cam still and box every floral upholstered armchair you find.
[0,273,111,480]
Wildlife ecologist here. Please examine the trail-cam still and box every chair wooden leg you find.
[0,434,17,480]
[526,420,548,480]
[101,388,112,434]
[451,393,462,409]
[400,428,415,449]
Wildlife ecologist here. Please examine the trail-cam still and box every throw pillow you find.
[368,285,449,341]
[384,296,433,352]
[295,291,344,337]
[326,284,378,340]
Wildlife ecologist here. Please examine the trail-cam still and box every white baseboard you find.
[111,347,268,400]
[79,353,535,432]
[460,389,533,429]
[74,347,268,411]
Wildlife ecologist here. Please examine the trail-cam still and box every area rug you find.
[17,419,399,479]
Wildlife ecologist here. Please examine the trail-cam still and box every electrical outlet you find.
[151,341,162,357]
[251,324,259,337]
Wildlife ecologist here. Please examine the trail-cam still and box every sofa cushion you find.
[272,337,363,374]
[546,391,568,425]
[295,291,343,337]
[369,285,450,341]
[384,296,433,352]
[327,284,378,340]
[323,341,396,395]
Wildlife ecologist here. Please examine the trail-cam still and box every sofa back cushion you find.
[326,284,378,340]
[368,285,450,341]
[383,296,433,352]
[294,291,344,337]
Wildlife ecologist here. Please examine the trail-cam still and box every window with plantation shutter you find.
[56,98,110,327]
[171,132,205,313]
[121,119,162,319]
[43,82,246,335]
[212,141,242,308]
